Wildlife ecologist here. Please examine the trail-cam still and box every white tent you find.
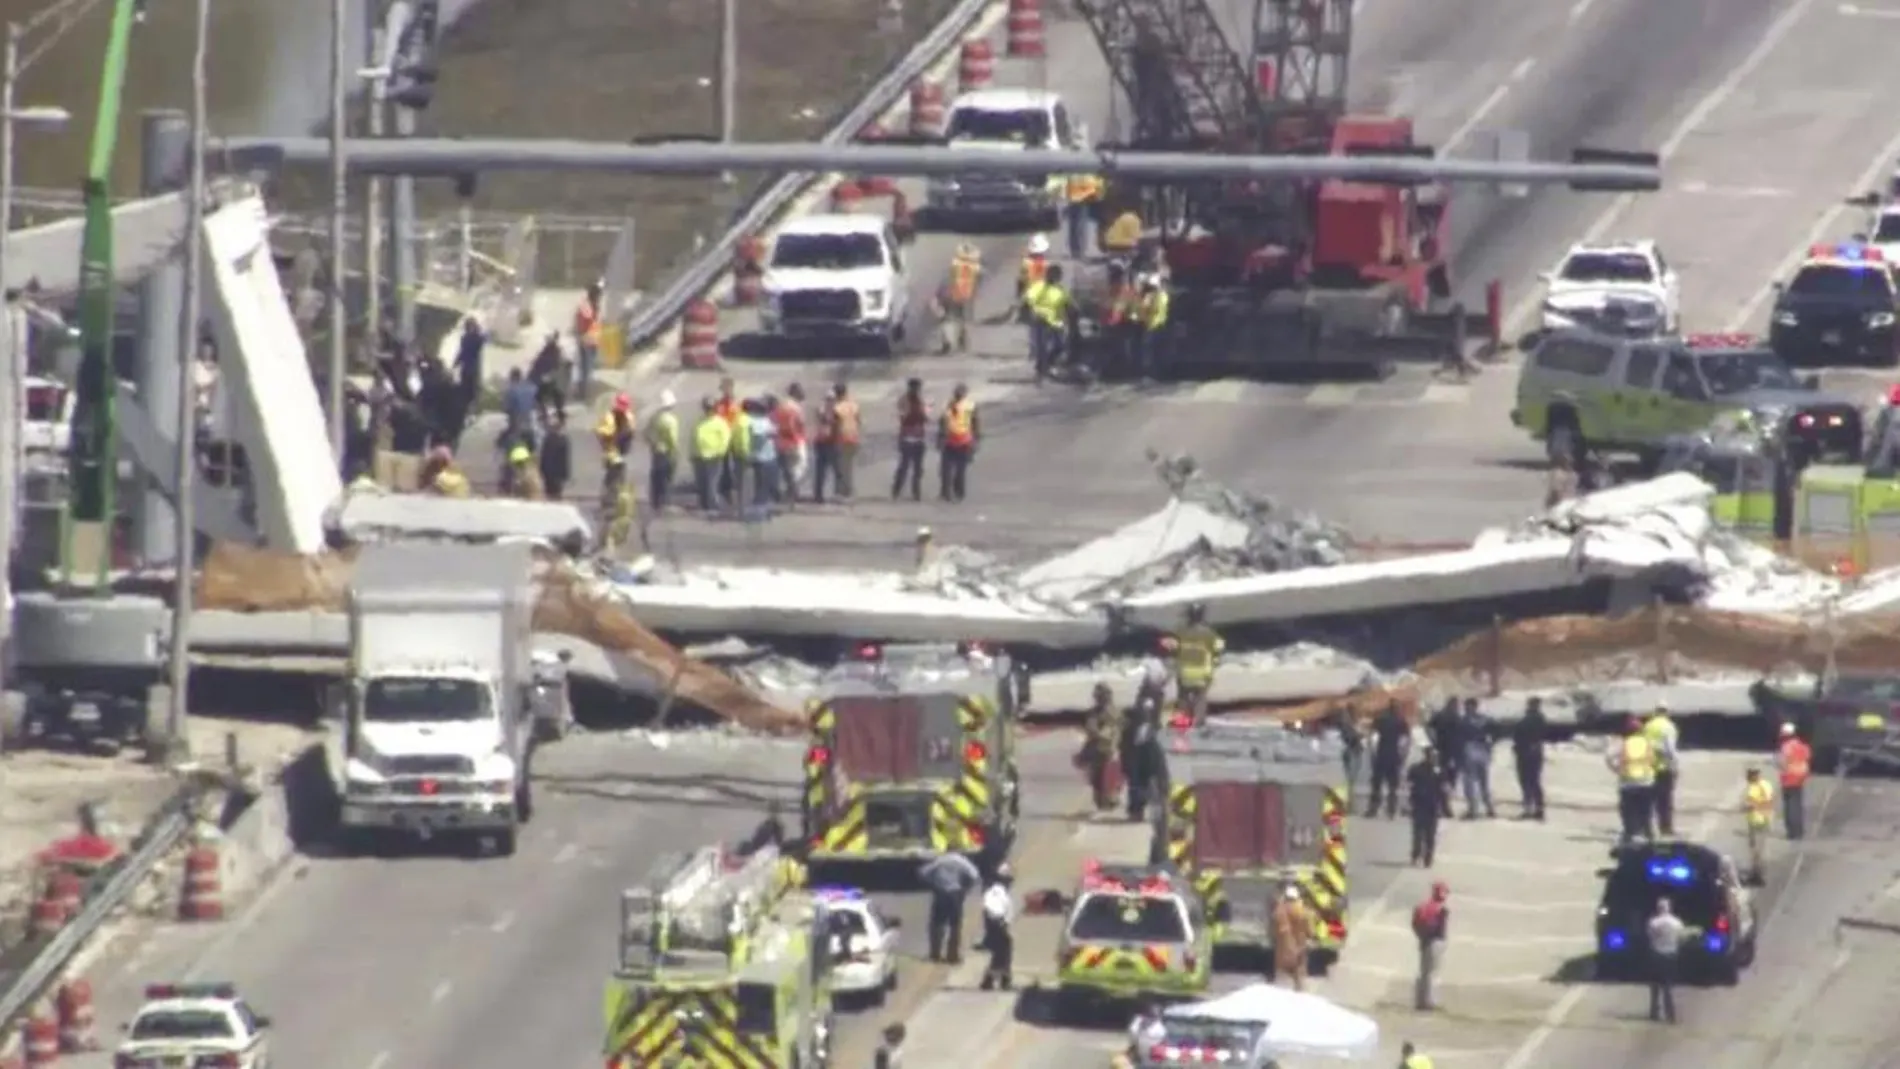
[1156,983,1380,1061]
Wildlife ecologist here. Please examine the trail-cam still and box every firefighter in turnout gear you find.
[938,243,983,353]
[596,393,636,502]
[1082,683,1122,813]
[1166,603,1225,724]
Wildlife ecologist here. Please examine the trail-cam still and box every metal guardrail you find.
[0,783,201,1033]
[618,0,994,352]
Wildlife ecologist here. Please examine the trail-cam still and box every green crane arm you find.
[60,0,141,591]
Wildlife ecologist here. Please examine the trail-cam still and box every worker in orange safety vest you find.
[936,382,980,503]
[937,243,983,353]
[1100,261,1141,380]
[573,280,603,396]
[1775,722,1811,840]
[1064,173,1105,258]
[1018,234,1051,303]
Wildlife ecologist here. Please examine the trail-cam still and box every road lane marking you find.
[490,909,516,934]
[1840,3,1900,17]
[553,842,581,865]
[368,1053,392,1069]
[1728,117,1900,329]
[1505,0,1824,335]
[1496,807,1723,1069]
[1567,0,1596,23]
[431,980,453,1005]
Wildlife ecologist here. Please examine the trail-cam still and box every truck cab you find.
[759,214,911,356]
[325,541,570,856]
[923,88,1081,233]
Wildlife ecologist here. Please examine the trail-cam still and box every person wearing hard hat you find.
[644,390,680,512]
[1022,262,1072,383]
[1775,722,1811,840]
[1643,702,1681,836]
[506,442,545,500]
[573,279,604,397]
[690,396,734,512]
[1018,234,1051,302]
[595,392,636,506]
[937,243,983,354]
[424,446,470,498]
[1136,272,1171,379]
[1064,171,1105,259]
[1269,883,1311,991]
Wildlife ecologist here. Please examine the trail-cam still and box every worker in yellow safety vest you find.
[1064,173,1105,259]
[1400,1042,1434,1069]
[1607,716,1656,845]
[1019,234,1051,301]
[937,243,983,354]
[1643,703,1681,836]
[1136,273,1171,380]
[1741,767,1774,886]
[1164,602,1224,724]
[691,396,733,513]
[1100,206,1143,255]
[644,389,680,512]
[595,392,636,506]
[428,462,470,498]
[1021,262,1071,383]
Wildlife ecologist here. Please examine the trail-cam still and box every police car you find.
[1540,240,1681,335]
[1594,842,1758,984]
[1769,242,1900,367]
[114,983,273,1069]
[816,886,901,1006]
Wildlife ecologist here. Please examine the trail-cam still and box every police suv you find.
[115,982,274,1069]
[1769,242,1900,367]
[1594,842,1758,985]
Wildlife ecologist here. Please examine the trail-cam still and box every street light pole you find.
[326,0,348,465]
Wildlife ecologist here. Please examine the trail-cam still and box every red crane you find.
[1077,0,1460,375]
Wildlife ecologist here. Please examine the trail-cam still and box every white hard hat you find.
[1284,885,1301,900]
[1028,234,1050,255]
[1781,722,1796,737]
[658,389,677,409]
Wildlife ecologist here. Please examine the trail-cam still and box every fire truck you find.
[1070,0,1485,376]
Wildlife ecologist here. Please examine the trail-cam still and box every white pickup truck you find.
[325,541,571,856]
[760,214,912,355]
[922,87,1082,233]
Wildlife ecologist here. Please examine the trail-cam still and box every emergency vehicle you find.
[1594,842,1758,984]
[1054,860,1214,1013]
[1657,401,1862,544]
[814,885,902,1006]
[1539,240,1681,335]
[604,829,836,1069]
[114,982,274,1069]
[801,643,1020,878]
[1791,395,1900,573]
[1156,722,1351,974]
[1769,242,1900,367]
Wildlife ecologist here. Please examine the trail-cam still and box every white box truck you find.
[325,541,570,856]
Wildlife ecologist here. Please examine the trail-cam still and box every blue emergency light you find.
[811,886,865,902]
[1603,929,1628,951]
[1705,932,1727,953]
[1811,242,1886,266]
[1645,857,1696,886]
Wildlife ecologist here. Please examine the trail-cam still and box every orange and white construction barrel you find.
[680,301,722,370]
[958,39,995,93]
[1006,0,1045,58]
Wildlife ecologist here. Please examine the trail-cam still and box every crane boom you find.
[61,0,141,591]
[1078,0,1264,149]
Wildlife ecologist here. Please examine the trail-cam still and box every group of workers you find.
[1012,233,1172,384]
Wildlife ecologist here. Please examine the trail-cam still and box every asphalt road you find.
[460,0,1900,570]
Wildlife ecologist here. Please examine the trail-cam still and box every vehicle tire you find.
[1713,960,1740,986]
[0,693,30,752]
[1738,934,1757,968]
[492,827,518,858]
[1545,409,1585,468]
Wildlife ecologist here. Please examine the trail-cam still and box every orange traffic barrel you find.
[731,235,767,308]
[831,180,865,213]
[958,38,995,93]
[56,978,98,1052]
[680,301,721,370]
[45,869,81,919]
[1006,0,1045,58]
[180,843,224,921]
[859,176,898,198]
[22,1005,57,1067]
[909,79,946,137]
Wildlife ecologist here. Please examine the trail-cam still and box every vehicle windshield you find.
[1603,852,1726,924]
[1558,251,1655,285]
[770,233,885,271]
[1693,348,1802,396]
[1876,214,1900,242]
[1787,263,1894,300]
[130,1010,233,1042]
[24,383,64,422]
[826,908,870,941]
[1067,893,1189,943]
[946,106,1050,144]
[362,677,490,723]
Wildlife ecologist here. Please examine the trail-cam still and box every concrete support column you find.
[134,110,191,566]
